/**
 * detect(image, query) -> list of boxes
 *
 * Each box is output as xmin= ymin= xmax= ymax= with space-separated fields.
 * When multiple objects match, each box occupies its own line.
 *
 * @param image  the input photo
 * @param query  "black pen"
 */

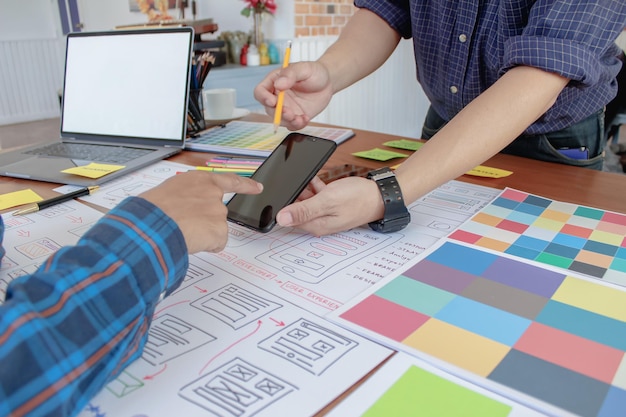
xmin=12 ymin=186 xmax=99 ymax=216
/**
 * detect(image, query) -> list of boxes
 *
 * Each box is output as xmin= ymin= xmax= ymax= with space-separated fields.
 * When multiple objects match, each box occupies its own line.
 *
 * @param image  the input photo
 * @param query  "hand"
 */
xmin=275 ymin=176 xmax=384 ymax=236
xmin=254 ymin=61 xmax=334 ymax=131
xmin=139 ymin=171 xmax=263 ymax=253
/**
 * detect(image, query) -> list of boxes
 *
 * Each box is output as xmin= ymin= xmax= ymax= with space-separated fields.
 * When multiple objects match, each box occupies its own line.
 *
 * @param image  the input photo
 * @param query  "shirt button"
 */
xmin=459 ymin=34 xmax=467 ymax=43
xmin=450 ymin=86 xmax=458 ymax=94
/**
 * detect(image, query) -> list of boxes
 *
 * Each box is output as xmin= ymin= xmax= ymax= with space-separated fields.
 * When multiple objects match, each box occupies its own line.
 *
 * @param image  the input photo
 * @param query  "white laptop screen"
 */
xmin=61 ymin=28 xmax=192 ymax=142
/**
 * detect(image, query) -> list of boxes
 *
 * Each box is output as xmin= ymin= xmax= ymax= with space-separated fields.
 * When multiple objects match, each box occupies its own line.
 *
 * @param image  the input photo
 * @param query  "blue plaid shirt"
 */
xmin=0 ymin=197 xmax=188 ymax=416
xmin=355 ymin=0 xmax=626 ymax=134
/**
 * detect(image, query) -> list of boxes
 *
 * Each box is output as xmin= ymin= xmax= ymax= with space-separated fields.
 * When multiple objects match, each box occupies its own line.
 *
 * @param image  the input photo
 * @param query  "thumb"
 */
xmin=276 ymin=196 xmax=324 ymax=227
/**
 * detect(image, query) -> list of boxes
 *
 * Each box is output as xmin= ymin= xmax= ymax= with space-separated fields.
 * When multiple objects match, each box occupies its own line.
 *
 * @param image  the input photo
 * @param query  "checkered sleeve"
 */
xmin=354 ymin=0 xmax=413 ymax=38
xmin=0 ymin=196 xmax=188 ymax=417
xmin=503 ymin=1 xmax=626 ymax=85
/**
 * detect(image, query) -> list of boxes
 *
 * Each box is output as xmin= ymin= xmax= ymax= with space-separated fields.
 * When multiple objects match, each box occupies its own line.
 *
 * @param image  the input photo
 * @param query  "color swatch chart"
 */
xmin=185 ymin=121 xmax=355 ymax=157
xmin=449 ymin=188 xmax=626 ymax=287
xmin=332 ymin=241 xmax=626 ymax=417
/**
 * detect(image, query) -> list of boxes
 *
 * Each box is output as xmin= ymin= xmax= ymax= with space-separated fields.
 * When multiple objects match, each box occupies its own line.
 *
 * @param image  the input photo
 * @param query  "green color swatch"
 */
xmin=363 ymin=365 xmax=512 ymax=417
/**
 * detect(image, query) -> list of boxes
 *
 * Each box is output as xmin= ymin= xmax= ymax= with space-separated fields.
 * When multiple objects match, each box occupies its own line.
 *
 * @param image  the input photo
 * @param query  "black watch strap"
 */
xmin=367 ymin=167 xmax=411 ymax=233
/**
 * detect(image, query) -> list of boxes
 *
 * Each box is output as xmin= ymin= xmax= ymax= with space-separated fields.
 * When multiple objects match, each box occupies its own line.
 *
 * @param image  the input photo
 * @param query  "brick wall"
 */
xmin=294 ymin=0 xmax=357 ymax=37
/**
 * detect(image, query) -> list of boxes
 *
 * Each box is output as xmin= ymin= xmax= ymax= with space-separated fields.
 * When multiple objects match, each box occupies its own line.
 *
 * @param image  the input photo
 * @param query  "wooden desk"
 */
xmin=0 ymin=115 xmax=625 ymax=415
xmin=1 ymin=113 xmax=625 ymax=216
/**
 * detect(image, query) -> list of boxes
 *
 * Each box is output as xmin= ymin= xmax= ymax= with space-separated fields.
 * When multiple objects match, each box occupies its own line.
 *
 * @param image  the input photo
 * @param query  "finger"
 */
xmin=294 ymin=176 xmax=325 ymax=201
xmin=308 ymin=176 xmax=326 ymax=192
xmin=276 ymin=194 xmax=327 ymax=227
xmin=279 ymin=109 xmax=310 ymax=131
xmin=254 ymin=78 xmax=279 ymax=107
xmin=209 ymin=173 xmax=264 ymax=194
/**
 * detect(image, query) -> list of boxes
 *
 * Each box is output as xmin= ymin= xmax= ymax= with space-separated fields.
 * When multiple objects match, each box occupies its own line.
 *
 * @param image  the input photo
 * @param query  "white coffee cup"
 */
xmin=203 ymin=88 xmax=236 ymax=120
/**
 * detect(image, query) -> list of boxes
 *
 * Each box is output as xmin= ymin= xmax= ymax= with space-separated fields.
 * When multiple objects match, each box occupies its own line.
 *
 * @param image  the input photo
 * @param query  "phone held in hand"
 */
xmin=226 ymin=132 xmax=337 ymax=233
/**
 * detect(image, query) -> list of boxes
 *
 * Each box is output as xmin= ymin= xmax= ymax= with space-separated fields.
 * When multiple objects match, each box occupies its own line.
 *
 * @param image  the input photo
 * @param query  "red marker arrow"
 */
xmin=144 ymin=364 xmax=167 ymax=380
xmin=199 ymin=320 xmax=263 ymax=375
xmin=269 ymin=317 xmax=285 ymax=326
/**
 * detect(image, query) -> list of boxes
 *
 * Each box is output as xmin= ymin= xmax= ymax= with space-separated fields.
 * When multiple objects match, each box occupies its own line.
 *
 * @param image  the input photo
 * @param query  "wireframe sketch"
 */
xmin=106 ymin=371 xmax=144 ymax=398
xmin=171 ymin=255 xmax=217 ymax=295
xmin=258 ymin=318 xmax=357 ymax=375
xmin=179 ymin=357 xmax=297 ymax=417
xmin=191 ymin=284 xmax=282 ymax=330
xmin=142 ymin=314 xmax=217 ymax=366
xmin=255 ymin=229 xmax=400 ymax=284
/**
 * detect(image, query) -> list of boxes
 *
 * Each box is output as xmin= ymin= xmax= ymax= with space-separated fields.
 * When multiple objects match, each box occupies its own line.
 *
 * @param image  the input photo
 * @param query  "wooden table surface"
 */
xmin=1 ymin=112 xmax=625 ymax=215
xmin=0 ymin=114 xmax=625 ymax=414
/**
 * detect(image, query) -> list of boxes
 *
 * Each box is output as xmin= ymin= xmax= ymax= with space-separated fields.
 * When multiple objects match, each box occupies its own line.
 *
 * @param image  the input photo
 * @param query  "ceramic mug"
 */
xmin=203 ymin=88 xmax=236 ymax=120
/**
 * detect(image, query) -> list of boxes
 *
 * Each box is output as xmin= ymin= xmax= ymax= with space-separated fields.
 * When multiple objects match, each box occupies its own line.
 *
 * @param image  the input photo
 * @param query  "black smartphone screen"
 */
xmin=226 ymin=133 xmax=337 ymax=232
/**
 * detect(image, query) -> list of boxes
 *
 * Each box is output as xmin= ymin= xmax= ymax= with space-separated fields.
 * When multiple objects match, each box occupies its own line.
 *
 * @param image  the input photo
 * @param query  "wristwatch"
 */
xmin=367 ymin=167 xmax=411 ymax=233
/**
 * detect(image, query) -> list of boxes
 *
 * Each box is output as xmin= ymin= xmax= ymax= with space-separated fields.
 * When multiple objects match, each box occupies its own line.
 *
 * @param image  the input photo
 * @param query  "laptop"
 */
xmin=0 ymin=27 xmax=194 ymax=186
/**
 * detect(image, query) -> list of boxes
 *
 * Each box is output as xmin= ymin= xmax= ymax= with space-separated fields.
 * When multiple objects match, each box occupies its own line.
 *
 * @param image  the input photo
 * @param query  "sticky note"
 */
xmin=363 ymin=365 xmax=512 ymax=417
xmin=353 ymin=148 xmax=409 ymax=161
xmin=465 ymin=166 xmax=513 ymax=178
xmin=384 ymin=139 xmax=425 ymax=151
xmin=0 ymin=189 xmax=43 ymax=210
xmin=62 ymin=163 xmax=125 ymax=179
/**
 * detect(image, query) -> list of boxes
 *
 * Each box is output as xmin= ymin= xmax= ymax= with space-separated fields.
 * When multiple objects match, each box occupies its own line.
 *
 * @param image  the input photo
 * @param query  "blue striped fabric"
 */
xmin=0 ymin=197 xmax=188 ymax=416
xmin=355 ymin=0 xmax=626 ymax=134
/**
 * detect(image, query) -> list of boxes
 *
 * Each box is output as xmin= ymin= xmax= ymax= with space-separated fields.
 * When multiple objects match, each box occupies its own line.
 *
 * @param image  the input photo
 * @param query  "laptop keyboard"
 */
xmin=25 ymin=143 xmax=155 ymax=164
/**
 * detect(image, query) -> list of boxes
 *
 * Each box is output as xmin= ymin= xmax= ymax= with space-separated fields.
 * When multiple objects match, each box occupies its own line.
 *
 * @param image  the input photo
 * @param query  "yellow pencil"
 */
xmin=273 ymin=40 xmax=292 ymax=133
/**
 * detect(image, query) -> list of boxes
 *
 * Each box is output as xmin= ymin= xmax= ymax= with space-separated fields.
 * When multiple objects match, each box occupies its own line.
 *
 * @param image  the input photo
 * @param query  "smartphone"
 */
xmin=557 ymin=147 xmax=589 ymax=160
xmin=226 ymin=132 xmax=337 ymax=232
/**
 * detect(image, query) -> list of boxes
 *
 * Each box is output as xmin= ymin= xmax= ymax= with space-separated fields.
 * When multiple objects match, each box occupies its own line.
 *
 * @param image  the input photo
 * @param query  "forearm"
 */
xmin=319 ymin=8 xmax=400 ymax=93
xmin=396 ymin=66 xmax=570 ymax=203
xmin=0 ymin=197 xmax=188 ymax=416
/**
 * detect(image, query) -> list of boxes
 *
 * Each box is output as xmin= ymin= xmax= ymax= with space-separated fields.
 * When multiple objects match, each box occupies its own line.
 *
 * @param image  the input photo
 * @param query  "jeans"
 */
xmin=421 ymin=106 xmax=606 ymax=170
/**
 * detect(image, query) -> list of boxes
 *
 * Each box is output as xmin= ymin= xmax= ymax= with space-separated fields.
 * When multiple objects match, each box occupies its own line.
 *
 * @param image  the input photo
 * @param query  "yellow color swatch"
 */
xmin=553 ymin=277 xmax=626 ymax=321
xmin=403 ymin=319 xmax=510 ymax=377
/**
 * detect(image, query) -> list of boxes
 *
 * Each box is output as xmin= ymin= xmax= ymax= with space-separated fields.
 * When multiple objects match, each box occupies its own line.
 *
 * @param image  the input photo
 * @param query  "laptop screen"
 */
xmin=61 ymin=28 xmax=193 ymax=145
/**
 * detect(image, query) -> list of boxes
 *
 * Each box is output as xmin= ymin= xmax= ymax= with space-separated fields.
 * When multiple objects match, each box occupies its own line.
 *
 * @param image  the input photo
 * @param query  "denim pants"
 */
xmin=421 ymin=106 xmax=606 ymax=170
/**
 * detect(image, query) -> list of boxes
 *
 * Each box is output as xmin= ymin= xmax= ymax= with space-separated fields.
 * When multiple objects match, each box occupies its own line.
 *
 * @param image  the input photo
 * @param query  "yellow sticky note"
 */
xmin=62 ymin=163 xmax=125 ymax=179
xmin=0 ymin=189 xmax=43 ymax=210
xmin=466 ymin=165 xmax=513 ymax=178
